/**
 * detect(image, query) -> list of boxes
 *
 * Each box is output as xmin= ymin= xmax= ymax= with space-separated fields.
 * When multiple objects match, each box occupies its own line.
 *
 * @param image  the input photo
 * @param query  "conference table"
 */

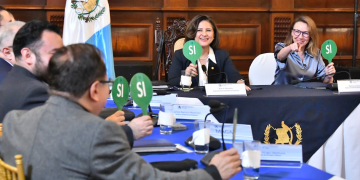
xmin=140 ymin=123 xmax=336 ymax=180
xmin=106 ymin=83 xmax=360 ymax=179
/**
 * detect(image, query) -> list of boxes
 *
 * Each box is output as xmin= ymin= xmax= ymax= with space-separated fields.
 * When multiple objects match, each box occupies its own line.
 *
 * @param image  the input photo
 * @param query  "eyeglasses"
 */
xmin=292 ymin=29 xmax=309 ymax=38
xmin=99 ymin=79 xmax=114 ymax=94
xmin=99 ymin=79 xmax=114 ymax=87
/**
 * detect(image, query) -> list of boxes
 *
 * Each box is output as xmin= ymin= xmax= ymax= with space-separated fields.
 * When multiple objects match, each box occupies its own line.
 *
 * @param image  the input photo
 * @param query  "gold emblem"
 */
xmin=71 ymin=0 xmax=105 ymax=23
xmin=211 ymin=67 xmax=214 ymax=70
xmin=264 ymin=121 xmax=302 ymax=145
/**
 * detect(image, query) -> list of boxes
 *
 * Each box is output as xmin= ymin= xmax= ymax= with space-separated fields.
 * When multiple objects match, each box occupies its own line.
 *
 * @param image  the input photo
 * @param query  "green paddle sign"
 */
xmin=321 ymin=40 xmax=337 ymax=63
xmin=111 ymin=76 xmax=129 ymax=110
xmin=130 ymin=73 xmax=153 ymax=115
xmin=183 ymin=40 xmax=202 ymax=64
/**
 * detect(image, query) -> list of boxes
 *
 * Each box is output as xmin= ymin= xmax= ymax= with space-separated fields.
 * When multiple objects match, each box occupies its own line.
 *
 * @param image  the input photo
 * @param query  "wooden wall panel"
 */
xmin=218 ymin=24 xmax=261 ymax=58
xmin=295 ymin=0 xmax=354 ymax=8
xmin=46 ymin=0 xmax=65 ymax=7
xmin=109 ymin=0 xmax=162 ymax=7
xmin=0 ymin=0 xmax=44 ymax=5
xmin=188 ymin=0 xmax=269 ymax=8
xmin=8 ymin=10 xmax=46 ymax=22
xmin=317 ymin=27 xmax=353 ymax=56
xmin=111 ymin=24 xmax=153 ymax=61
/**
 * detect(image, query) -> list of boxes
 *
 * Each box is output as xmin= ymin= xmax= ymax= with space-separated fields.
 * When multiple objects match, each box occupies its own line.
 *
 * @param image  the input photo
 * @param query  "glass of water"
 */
xmin=242 ymin=140 xmax=261 ymax=179
xmin=193 ymin=121 xmax=210 ymax=154
xmin=180 ymin=70 xmax=192 ymax=92
xmin=159 ymin=104 xmax=174 ymax=134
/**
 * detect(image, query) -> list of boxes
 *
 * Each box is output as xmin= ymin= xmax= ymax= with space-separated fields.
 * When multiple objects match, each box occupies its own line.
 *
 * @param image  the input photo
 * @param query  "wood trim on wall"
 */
xmin=217 ymin=24 xmax=262 ymax=61
xmin=111 ymin=23 xmax=154 ymax=62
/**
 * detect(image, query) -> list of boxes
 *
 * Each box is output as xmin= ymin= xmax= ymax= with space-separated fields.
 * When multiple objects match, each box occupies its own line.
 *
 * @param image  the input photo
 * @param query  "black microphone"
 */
xmin=135 ymin=104 xmax=159 ymax=127
xmin=200 ymin=64 xmax=228 ymax=83
xmin=201 ymin=65 xmax=207 ymax=75
xmin=208 ymin=100 xmax=226 ymax=114
xmin=153 ymin=90 xmax=170 ymax=96
xmin=290 ymin=71 xmax=351 ymax=85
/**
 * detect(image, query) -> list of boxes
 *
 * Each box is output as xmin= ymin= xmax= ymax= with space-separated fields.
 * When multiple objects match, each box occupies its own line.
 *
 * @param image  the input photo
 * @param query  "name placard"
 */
xmin=198 ymin=122 xmax=253 ymax=143
xmin=172 ymin=105 xmax=218 ymax=122
xmin=205 ymin=83 xmax=247 ymax=96
xmin=260 ymin=144 xmax=303 ymax=167
xmin=133 ymin=93 xmax=178 ymax=108
xmin=337 ymin=79 xmax=360 ymax=94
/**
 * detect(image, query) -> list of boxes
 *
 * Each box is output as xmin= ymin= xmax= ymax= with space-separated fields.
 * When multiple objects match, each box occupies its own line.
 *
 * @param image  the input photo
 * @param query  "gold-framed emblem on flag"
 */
xmin=71 ymin=0 xmax=105 ymax=23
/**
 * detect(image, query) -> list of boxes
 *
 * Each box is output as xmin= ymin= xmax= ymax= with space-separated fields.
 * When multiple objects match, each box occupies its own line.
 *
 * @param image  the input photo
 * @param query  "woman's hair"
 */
xmin=184 ymin=15 xmax=220 ymax=49
xmin=284 ymin=16 xmax=319 ymax=57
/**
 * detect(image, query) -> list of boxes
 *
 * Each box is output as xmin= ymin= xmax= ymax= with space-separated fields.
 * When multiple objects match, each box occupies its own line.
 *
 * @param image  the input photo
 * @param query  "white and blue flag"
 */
xmin=63 ymin=0 xmax=115 ymax=80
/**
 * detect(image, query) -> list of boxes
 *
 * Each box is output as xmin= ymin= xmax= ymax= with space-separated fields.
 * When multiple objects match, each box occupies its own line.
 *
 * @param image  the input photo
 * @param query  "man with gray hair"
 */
xmin=0 ymin=21 xmax=24 ymax=83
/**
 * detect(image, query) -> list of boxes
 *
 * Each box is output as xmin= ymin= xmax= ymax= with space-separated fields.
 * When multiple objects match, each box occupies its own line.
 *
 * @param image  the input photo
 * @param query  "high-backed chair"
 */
xmin=248 ymin=53 xmax=277 ymax=85
xmin=0 ymin=155 xmax=25 ymax=180
xmin=154 ymin=18 xmax=188 ymax=80
xmin=173 ymin=38 xmax=185 ymax=52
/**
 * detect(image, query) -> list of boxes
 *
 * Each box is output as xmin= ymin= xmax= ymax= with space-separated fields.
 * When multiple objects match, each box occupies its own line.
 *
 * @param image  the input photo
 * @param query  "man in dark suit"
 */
xmin=0 ymin=57 xmax=11 ymax=84
xmin=0 ymin=43 xmax=241 ymax=179
xmin=0 ymin=9 xmax=18 ymax=84
xmin=0 ymin=20 xmax=56 ymax=121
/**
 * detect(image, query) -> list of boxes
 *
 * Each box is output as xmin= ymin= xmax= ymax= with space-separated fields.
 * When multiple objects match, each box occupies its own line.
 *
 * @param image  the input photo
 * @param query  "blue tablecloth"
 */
xmin=140 ymin=122 xmax=334 ymax=180
xmin=106 ymin=84 xmax=360 ymax=162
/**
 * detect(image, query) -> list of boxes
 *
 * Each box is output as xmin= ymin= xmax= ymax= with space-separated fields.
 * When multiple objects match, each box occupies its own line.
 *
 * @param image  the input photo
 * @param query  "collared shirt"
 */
xmin=197 ymin=47 xmax=217 ymax=86
xmin=273 ymin=42 xmax=326 ymax=85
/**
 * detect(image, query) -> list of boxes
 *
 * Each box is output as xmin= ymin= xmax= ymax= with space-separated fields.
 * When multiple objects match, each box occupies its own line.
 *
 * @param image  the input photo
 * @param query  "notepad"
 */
xmin=132 ymin=139 xmax=177 ymax=153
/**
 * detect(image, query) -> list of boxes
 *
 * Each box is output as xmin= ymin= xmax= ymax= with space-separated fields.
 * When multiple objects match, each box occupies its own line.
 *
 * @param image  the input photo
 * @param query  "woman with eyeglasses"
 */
xmin=273 ymin=16 xmax=336 ymax=85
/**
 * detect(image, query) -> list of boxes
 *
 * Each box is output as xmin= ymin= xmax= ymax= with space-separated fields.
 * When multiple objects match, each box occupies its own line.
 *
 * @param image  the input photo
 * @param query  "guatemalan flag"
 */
xmin=63 ymin=0 xmax=115 ymax=80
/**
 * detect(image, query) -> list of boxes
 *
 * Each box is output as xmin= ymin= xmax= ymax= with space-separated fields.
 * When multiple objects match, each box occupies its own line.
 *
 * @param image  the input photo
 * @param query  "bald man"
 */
xmin=0 ymin=6 xmax=14 ymax=29
xmin=0 ymin=21 xmax=23 ymax=83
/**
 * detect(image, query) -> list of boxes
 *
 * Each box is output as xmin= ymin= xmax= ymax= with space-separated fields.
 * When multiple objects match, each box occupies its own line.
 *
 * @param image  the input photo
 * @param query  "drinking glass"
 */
xmin=159 ymin=104 xmax=174 ymax=134
xmin=180 ymin=70 xmax=192 ymax=92
xmin=242 ymin=140 xmax=261 ymax=179
xmin=193 ymin=121 xmax=210 ymax=154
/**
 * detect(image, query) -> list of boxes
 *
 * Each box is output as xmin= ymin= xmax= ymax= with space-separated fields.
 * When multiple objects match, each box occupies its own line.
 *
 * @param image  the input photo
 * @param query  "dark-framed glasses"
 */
xmin=292 ymin=29 xmax=309 ymax=38
xmin=99 ymin=79 xmax=114 ymax=87
xmin=99 ymin=79 xmax=114 ymax=94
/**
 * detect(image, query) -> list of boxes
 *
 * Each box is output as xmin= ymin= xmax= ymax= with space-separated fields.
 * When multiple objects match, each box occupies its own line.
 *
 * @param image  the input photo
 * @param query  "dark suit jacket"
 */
xmin=0 ymin=65 xmax=48 ymax=122
xmin=168 ymin=48 xmax=243 ymax=87
xmin=0 ymin=58 xmax=12 ymax=84
xmin=0 ymin=66 xmax=134 ymax=143
xmin=0 ymin=95 xmax=220 ymax=180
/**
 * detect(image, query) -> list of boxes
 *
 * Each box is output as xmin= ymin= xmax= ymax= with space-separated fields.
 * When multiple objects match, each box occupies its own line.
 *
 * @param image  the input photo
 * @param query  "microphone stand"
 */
xmin=204 ymin=106 xmax=229 ymax=151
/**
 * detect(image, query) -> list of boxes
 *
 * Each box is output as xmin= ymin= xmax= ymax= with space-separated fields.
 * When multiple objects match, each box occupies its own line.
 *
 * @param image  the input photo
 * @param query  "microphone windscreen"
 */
xmin=290 ymin=80 xmax=300 ymax=85
xmin=210 ymin=107 xmax=225 ymax=114
xmin=155 ymin=90 xmax=167 ymax=95
xmin=208 ymin=100 xmax=221 ymax=108
xmin=201 ymin=65 xmax=207 ymax=73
